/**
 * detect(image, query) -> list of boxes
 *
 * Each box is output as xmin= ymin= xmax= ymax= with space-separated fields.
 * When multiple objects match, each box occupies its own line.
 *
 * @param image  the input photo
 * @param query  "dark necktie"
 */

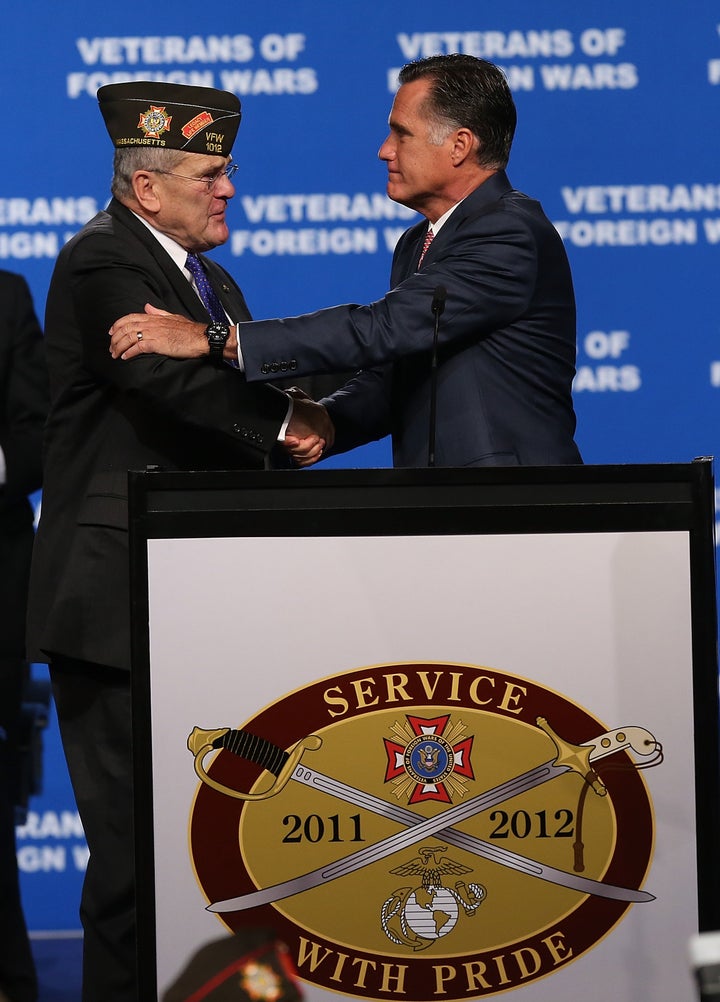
xmin=185 ymin=253 xmax=226 ymax=323
xmin=418 ymin=228 xmax=434 ymax=267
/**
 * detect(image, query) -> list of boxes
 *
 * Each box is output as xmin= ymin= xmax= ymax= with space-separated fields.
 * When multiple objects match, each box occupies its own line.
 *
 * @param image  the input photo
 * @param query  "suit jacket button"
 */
xmin=261 ymin=363 xmax=270 ymax=374
xmin=290 ymin=360 xmax=297 ymax=370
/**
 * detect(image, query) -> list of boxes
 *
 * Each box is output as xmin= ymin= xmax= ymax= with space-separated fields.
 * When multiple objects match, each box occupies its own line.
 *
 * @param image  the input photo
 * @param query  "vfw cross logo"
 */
xmin=188 ymin=663 xmax=660 ymax=1000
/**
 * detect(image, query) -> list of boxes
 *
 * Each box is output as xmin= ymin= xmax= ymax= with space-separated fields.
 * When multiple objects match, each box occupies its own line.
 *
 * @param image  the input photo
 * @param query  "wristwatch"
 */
xmin=205 ymin=321 xmax=230 ymax=366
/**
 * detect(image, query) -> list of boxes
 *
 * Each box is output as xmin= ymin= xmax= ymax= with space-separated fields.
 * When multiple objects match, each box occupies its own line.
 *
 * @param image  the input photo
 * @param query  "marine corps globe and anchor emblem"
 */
xmin=187 ymin=663 xmax=661 ymax=1000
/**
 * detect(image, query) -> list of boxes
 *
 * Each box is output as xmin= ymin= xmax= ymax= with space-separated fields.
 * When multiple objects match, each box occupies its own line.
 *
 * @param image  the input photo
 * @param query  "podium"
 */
xmin=128 ymin=462 xmax=720 ymax=1002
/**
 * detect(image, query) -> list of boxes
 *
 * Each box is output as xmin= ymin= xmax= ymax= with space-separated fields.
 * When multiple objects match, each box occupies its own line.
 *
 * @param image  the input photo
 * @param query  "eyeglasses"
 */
xmin=149 ymin=162 xmax=239 ymax=191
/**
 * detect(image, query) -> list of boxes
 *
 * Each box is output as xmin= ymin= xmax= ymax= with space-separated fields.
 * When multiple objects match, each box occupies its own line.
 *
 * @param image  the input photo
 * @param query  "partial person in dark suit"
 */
xmin=0 ymin=270 xmax=48 ymax=1002
xmin=26 ymin=82 xmax=331 ymax=1002
xmin=109 ymin=54 xmax=582 ymax=469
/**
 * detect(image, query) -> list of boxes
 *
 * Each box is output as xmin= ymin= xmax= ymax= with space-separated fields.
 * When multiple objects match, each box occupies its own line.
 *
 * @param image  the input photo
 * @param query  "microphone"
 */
xmin=428 ymin=285 xmax=447 ymax=468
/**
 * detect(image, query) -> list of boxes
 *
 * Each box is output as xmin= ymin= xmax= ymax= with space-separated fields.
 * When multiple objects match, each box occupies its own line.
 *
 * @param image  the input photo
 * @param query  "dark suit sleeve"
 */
xmin=61 ymin=223 xmax=289 ymax=455
xmin=238 ymin=205 xmax=539 ymax=379
xmin=319 ymin=368 xmax=392 ymax=455
xmin=0 ymin=273 xmax=48 ymax=499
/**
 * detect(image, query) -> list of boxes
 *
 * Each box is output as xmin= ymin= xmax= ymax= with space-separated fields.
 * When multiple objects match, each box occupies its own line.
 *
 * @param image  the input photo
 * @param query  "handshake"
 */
xmin=283 ymin=386 xmax=335 ymax=468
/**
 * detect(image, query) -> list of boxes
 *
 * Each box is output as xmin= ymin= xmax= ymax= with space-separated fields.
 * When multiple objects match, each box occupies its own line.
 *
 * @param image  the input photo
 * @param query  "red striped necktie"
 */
xmin=418 ymin=227 xmax=434 ymax=267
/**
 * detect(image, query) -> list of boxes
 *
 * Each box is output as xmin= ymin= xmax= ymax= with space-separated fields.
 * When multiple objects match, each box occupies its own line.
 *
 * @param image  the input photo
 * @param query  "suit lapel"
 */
xmin=107 ymin=200 xmax=211 ymax=323
xmin=391 ymin=220 xmax=427 ymax=284
xmin=432 ymin=172 xmax=513 ymax=248
xmin=202 ymin=256 xmax=252 ymax=323
xmin=400 ymin=171 xmax=515 ymax=273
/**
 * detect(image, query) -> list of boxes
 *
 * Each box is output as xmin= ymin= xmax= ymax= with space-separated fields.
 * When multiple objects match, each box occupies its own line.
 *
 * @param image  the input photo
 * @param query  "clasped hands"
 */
xmin=109 ymin=304 xmax=333 ymax=467
xmin=283 ymin=387 xmax=335 ymax=467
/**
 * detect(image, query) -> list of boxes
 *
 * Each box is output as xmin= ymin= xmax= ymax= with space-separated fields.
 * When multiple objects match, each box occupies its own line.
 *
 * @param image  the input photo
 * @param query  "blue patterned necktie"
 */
xmin=185 ymin=253 xmax=226 ymax=323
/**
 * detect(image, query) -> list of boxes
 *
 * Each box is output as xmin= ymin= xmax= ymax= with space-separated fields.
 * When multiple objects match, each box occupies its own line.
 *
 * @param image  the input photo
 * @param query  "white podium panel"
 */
xmin=129 ymin=464 xmax=719 ymax=1001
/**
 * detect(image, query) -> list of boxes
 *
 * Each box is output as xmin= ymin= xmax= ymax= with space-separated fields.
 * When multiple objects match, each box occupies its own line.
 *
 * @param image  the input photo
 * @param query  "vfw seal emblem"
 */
xmin=384 ymin=714 xmax=475 ymax=804
xmin=137 ymin=105 xmax=172 ymax=139
xmin=188 ymin=663 xmax=660 ymax=1000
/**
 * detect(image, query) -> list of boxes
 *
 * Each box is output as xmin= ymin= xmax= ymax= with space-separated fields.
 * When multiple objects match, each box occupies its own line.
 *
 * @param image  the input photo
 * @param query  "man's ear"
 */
xmin=131 ymin=171 xmax=162 ymax=212
xmin=451 ymin=127 xmax=477 ymax=166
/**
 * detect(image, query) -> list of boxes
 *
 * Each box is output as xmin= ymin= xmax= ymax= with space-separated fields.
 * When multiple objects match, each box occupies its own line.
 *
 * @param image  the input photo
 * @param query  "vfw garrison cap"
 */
xmin=97 ymin=81 xmax=241 ymax=156
xmin=162 ymin=930 xmax=303 ymax=1002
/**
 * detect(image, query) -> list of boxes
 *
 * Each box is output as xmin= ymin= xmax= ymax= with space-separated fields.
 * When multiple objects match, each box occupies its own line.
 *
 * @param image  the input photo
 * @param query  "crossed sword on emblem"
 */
xmin=187 ymin=718 xmax=660 ymax=913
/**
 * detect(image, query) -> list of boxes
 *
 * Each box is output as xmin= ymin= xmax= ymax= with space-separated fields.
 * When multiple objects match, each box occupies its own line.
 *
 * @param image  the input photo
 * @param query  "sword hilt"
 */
xmin=188 ymin=726 xmax=322 ymax=801
xmin=536 ymin=717 xmax=607 ymax=796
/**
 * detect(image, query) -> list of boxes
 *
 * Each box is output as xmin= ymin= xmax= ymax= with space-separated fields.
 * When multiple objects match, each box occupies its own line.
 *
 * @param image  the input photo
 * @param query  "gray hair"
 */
xmin=111 ymin=147 xmax=187 ymax=200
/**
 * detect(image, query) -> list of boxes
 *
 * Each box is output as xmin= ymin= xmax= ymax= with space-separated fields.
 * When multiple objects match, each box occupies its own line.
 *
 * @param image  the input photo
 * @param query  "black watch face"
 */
xmin=207 ymin=323 xmax=229 ymax=347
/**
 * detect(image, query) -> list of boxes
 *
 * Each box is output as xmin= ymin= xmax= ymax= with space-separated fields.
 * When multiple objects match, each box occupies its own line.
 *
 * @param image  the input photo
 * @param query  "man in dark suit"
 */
xmin=0 ymin=270 xmax=47 ymax=1002
xmin=109 ymin=54 xmax=581 ymax=469
xmin=26 ymin=82 xmax=331 ymax=1002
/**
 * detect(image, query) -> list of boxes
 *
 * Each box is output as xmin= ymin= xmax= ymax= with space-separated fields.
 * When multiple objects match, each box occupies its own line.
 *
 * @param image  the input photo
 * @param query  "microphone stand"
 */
xmin=428 ymin=285 xmax=447 ymax=467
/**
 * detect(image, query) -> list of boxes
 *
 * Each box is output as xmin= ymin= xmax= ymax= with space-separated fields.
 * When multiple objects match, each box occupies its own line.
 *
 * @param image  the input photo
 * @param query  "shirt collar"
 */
xmin=131 ymin=211 xmax=193 ymax=277
xmin=428 ymin=199 xmax=464 ymax=237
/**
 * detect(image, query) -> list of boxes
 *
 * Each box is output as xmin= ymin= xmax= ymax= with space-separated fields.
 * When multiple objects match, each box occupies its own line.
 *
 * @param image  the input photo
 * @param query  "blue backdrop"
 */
xmin=4 ymin=0 xmax=719 ymax=931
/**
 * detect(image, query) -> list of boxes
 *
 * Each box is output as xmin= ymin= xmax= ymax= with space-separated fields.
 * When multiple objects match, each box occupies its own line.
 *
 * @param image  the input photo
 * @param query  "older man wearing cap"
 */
xmin=26 ymin=81 xmax=331 ymax=1002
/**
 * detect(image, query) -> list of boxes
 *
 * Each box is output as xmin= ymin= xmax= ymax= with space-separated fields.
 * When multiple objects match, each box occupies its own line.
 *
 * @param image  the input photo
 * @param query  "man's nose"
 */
xmin=215 ymin=173 xmax=235 ymax=198
xmin=378 ymin=136 xmax=394 ymax=161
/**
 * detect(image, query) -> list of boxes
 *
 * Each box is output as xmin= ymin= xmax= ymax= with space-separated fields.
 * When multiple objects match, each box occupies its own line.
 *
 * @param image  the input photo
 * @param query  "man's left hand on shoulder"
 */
xmin=109 ymin=303 xmax=212 ymax=360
